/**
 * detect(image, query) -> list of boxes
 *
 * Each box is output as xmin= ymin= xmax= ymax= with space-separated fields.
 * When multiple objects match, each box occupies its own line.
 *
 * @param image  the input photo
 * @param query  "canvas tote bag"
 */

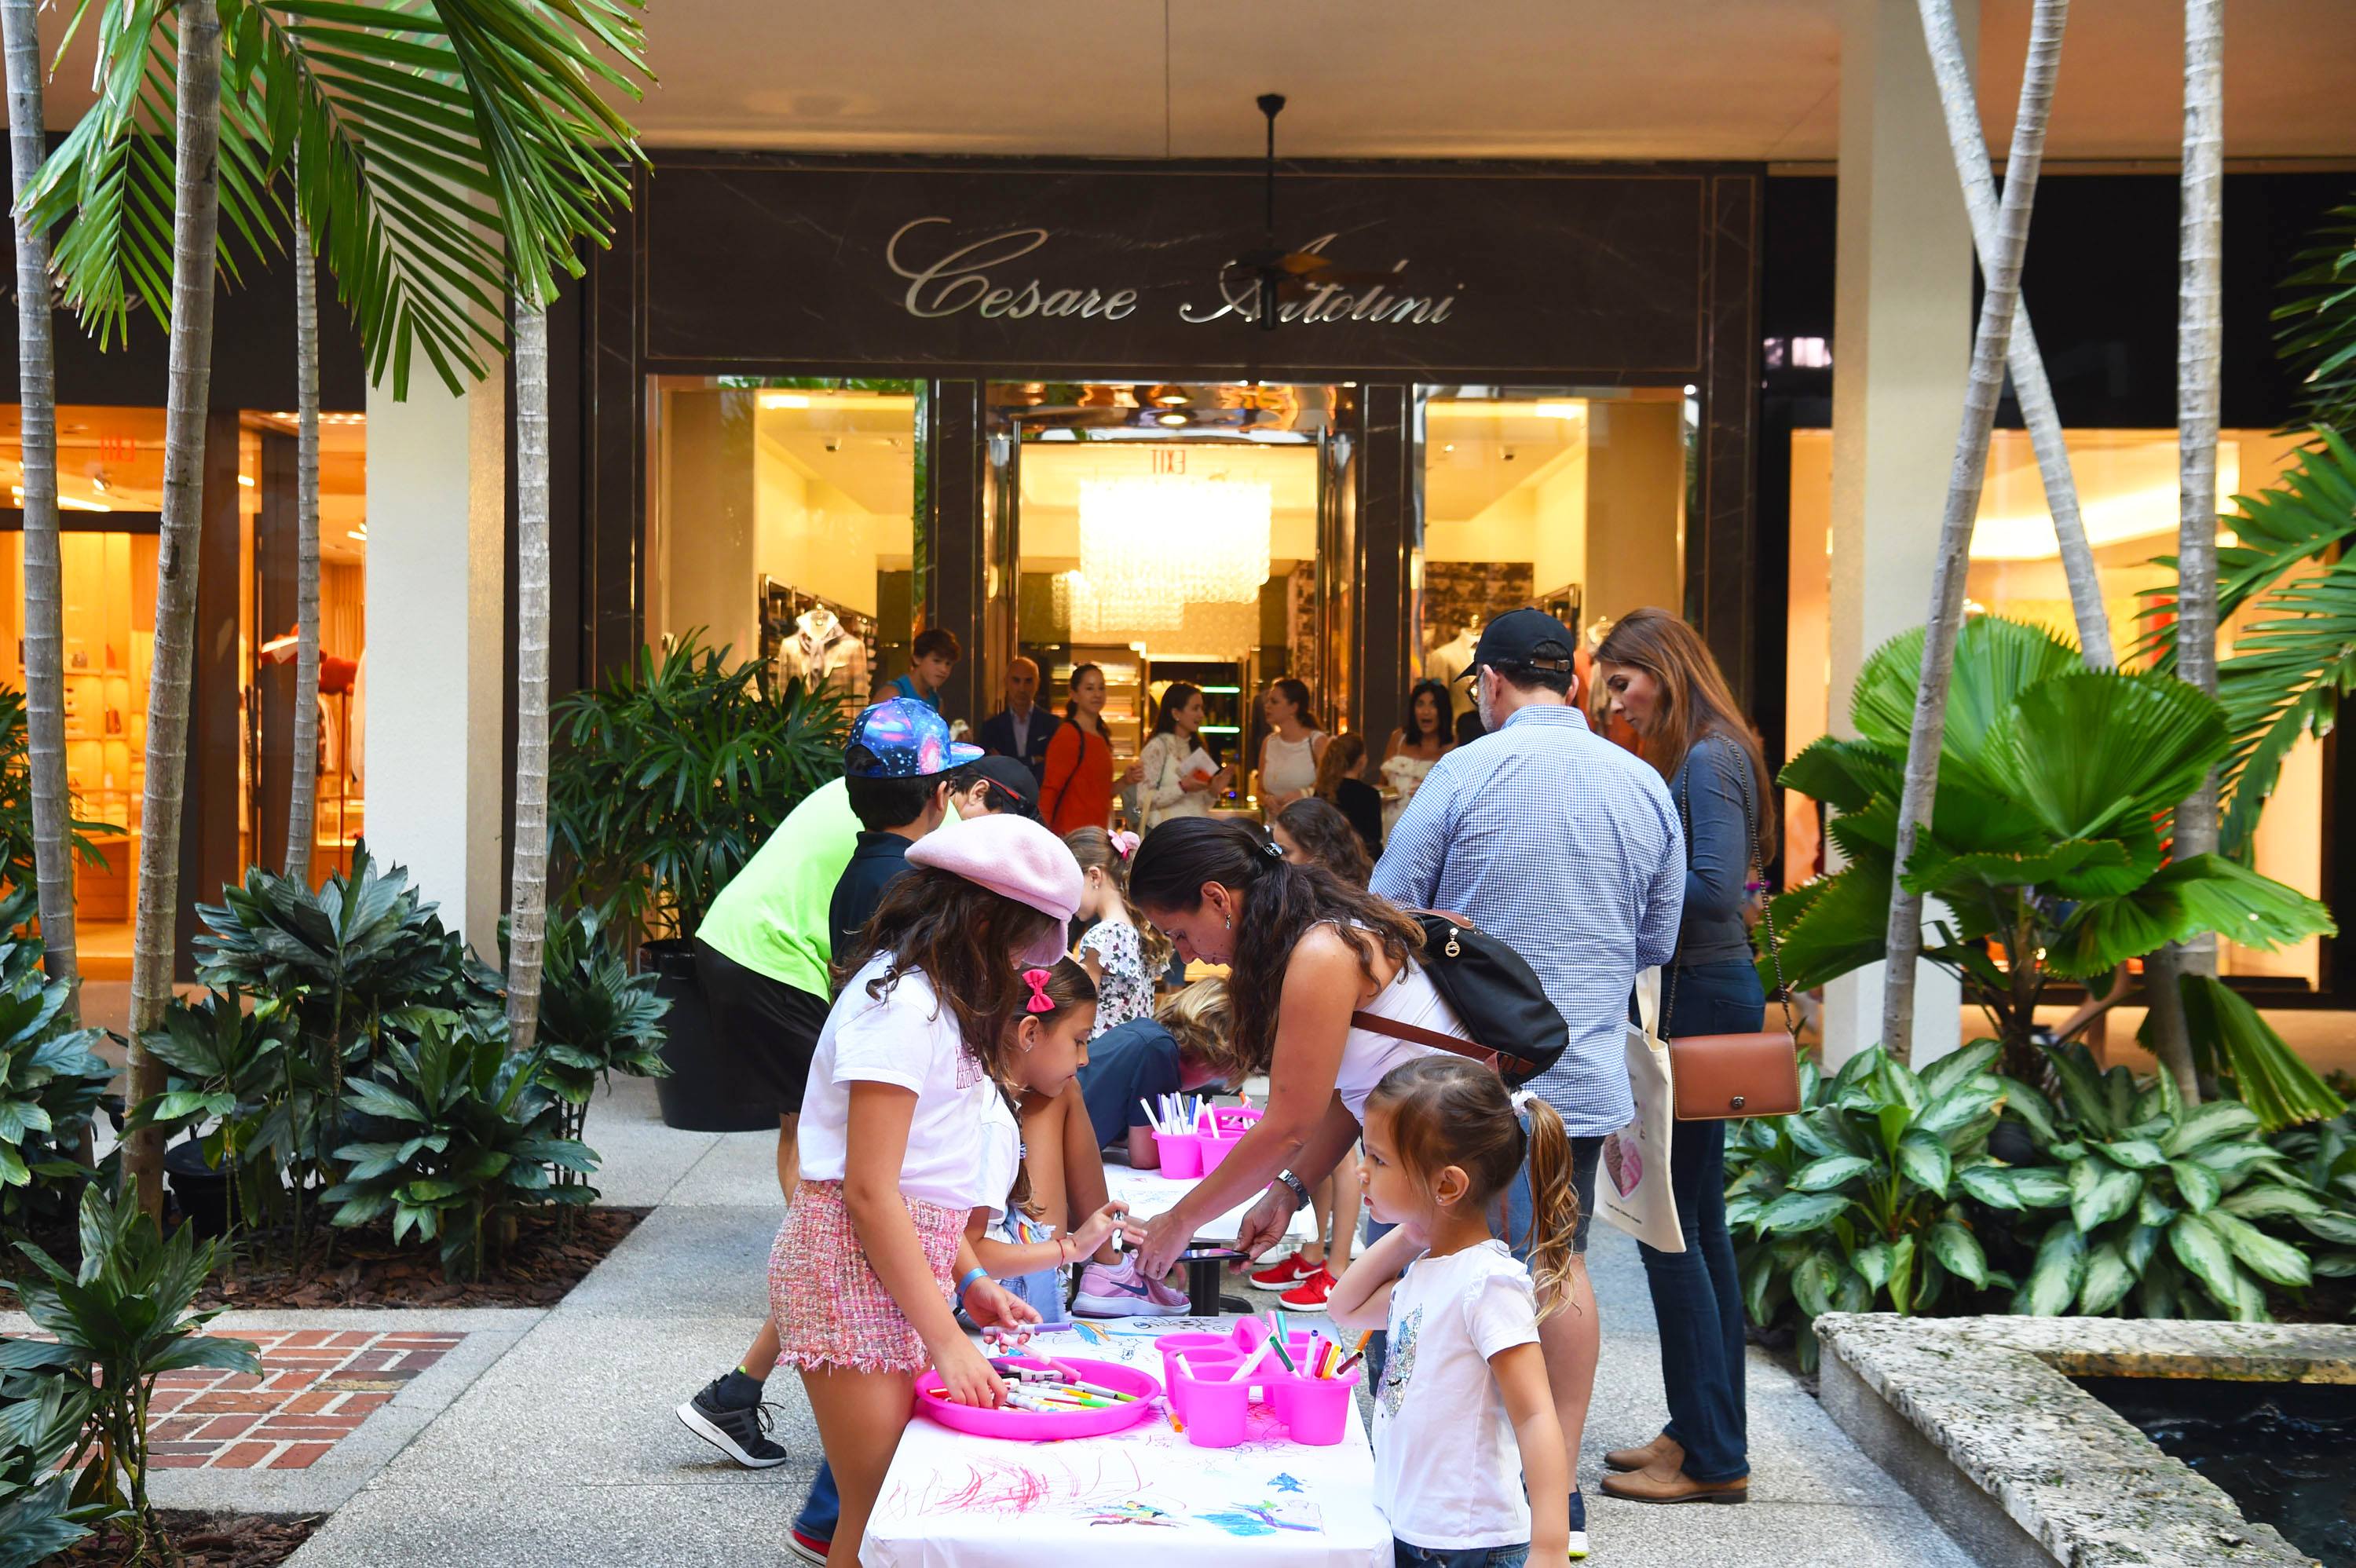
xmin=1597 ymin=967 xmax=1685 ymax=1253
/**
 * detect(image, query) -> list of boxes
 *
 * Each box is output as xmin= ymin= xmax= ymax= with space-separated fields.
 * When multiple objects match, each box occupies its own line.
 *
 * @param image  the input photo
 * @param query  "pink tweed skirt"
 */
xmin=771 ymin=1179 xmax=964 ymax=1375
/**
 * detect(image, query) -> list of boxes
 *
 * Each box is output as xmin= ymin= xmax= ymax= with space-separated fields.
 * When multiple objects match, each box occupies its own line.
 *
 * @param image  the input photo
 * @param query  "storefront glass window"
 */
xmin=644 ymin=377 xmax=920 ymax=717
xmin=997 ymin=382 xmax=1330 ymax=822
xmin=0 ymin=404 xmax=364 ymax=976
xmin=1783 ymin=426 xmax=2323 ymax=987
xmin=1419 ymin=387 xmax=1690 ymax=733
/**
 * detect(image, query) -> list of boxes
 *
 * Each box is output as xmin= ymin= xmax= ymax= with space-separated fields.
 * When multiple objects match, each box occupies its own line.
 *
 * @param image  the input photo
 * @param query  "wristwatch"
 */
xmin=1273 ymin=1169 xmax=1312 ymax=1209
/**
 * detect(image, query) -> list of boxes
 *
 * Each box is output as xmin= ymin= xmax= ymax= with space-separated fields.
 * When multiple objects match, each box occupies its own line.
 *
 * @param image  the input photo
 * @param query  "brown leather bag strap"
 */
xmin=1348 ymin=1009 xmax=1519 ymax=1073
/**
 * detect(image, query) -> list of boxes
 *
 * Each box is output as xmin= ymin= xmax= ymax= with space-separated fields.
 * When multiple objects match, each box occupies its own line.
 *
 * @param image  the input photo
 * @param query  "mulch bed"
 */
xmin=0 ymin=1207 xmax=646 ymax=1313
xmin=194 ymin=1206 xmax=649 ymax=1310
xmin=54 ymin=1511 xmax=323 ymax=1567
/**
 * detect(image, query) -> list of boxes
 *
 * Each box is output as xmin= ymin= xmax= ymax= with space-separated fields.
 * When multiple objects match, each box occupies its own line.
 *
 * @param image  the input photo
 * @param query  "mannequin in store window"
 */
xmin=875 ymin=627 xmax=960 ymax=714
xmin=780 ymin=604 xmax=870 ymax=717
xmin=1426 ymin=620 xmax=1481 ymax=719
xmin=1255 ymin=677 xmax=1328 ymax=814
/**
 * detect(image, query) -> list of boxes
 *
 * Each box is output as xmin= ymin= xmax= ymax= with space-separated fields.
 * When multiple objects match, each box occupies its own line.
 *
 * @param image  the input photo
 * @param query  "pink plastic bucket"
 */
xmin=1197 ymin=1134 xmax=1239 ymax=1173
xmin=1173 ymin=1361 xmax=1250 ymax=1448
xmin=1153 ymin=1132 xmax=1203 ymax=1178
xmin=1279 ymin=1367 xmax=1361 ymax=1446
xmin=1212 ymin=1106 xmax=1263 ymax=1135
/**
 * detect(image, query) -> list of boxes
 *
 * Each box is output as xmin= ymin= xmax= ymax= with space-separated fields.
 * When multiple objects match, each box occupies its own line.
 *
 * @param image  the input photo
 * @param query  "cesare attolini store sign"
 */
xmin=642 ymin=162 xmax=1717 ymax=378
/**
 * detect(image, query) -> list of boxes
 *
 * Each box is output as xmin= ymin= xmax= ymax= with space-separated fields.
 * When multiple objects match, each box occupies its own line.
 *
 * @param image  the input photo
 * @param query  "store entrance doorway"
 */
xmin=981 ymin=382 xmax=1355 ymax=820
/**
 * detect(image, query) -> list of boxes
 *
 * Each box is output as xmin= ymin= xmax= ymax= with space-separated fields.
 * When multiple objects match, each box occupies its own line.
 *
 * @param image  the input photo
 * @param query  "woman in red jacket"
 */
xmin=1040 ymin=663 xmax=1138 ymax=834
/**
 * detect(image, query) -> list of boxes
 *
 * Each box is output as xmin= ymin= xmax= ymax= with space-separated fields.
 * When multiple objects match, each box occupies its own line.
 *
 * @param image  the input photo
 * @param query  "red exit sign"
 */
xmin=97 ymin=435 xmax=137 ymax=462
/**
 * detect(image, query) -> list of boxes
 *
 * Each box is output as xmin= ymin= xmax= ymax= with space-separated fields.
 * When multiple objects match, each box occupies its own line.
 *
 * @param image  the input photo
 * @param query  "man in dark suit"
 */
xmin=975 ymin=655 xmax=1055 ymax=780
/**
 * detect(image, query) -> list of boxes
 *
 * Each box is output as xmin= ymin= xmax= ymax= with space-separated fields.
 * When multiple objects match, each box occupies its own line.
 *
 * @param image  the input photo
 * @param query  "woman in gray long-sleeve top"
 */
xmin=1588 ymin=607 xmax=1777 ymax=1507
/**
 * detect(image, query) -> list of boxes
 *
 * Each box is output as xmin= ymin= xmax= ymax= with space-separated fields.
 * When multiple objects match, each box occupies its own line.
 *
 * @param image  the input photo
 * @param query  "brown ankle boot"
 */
xmin=1600 ymin=1467 xmax=1749 ymax=1504
xmin=1603 ymin=1432 xmax=1681 ymax=1473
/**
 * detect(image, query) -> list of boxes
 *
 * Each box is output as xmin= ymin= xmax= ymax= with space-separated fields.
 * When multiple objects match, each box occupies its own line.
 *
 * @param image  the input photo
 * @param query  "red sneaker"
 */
xmin=1248 ymin=1252 xmax=1314 ymax=1291
xmin=1279 ymin=1266 xmax=1337 ymax=1311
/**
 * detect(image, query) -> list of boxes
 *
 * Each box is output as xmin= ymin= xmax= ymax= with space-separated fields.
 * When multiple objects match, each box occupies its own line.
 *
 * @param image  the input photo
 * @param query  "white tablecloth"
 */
xmin=862 ymin=1321 xmax=1387 ymax=1568
xmin=1103 ymin=1164 xmax=1314 ymax=1246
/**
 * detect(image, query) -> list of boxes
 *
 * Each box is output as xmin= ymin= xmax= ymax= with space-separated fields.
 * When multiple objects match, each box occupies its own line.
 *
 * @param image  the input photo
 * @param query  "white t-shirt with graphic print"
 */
xmin=1371 ymin=1238 xmax=1544 ymax=1550
xmin=796 ymin=953 xmax=998 ymax=1210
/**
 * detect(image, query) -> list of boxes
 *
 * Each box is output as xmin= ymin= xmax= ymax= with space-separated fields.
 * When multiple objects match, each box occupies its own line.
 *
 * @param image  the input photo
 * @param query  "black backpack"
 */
xmin=1351 ymin=912 xmax=1568 ymax=1088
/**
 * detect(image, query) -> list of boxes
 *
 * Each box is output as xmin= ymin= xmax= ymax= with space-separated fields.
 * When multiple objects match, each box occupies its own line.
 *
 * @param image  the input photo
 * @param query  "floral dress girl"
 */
xmin=1077 ymin=919 xmax=1154 ymax=1035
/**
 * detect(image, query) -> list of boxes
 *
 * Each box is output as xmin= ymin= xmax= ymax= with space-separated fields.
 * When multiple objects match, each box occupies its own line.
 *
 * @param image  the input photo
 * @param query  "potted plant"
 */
xmin=549 ymin=633 xmax=844 ymax=1129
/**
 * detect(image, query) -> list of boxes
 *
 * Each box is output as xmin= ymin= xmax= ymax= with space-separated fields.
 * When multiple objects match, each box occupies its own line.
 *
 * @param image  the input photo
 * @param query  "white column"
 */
xmin=1822 ymin=0 xmax=1974 ymax=1069
xmin=364 ymin=374 xmax=508 ymax=945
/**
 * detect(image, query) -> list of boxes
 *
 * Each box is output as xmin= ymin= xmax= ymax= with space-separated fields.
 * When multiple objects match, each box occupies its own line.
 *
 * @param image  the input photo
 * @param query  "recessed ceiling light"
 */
xmin=236 ymin=474 xmax=254 ymax=488
xmin=1157 ymin=412 xmax=1189 ymax=427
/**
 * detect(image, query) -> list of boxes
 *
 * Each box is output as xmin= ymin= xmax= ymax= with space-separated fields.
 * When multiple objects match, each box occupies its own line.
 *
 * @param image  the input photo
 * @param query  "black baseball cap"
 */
xmin=1458 ymin=607 xmax=1578 ymax=681
xmin=968 ymin=753 xmax=1041 ymax=815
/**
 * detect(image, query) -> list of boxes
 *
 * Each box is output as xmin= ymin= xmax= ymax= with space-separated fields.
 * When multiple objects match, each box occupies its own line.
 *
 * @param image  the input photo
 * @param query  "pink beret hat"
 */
xmin=905 ymin=814 xmax=1084 ymax=967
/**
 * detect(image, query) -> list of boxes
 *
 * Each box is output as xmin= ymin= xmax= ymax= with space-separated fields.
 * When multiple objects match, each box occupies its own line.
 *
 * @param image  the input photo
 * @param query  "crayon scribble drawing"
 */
xmin=1194 ymin=1499 xmax=1325 ymax=1537
xmin=1268 ymin=1471 xmax=1306 ymax=1493
xmin=884 ymin=1449 xmax=1155 ymax=1521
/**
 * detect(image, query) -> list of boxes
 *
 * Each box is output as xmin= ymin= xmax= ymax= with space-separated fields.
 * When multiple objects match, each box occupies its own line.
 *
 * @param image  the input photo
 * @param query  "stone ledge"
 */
xmin=1814 ymin=1312 xmax=2352 ymax=1568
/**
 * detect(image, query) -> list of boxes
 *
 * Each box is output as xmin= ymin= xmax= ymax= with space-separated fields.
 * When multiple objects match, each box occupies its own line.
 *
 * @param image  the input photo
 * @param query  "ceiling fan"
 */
xmin=1228 ymin=93 xmax=1394 ymax=332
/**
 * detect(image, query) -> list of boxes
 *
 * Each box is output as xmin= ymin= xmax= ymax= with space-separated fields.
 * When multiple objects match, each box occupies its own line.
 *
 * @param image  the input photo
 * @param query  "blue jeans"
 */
xmin=1394 ymin=1543 xmax=1528 ymax=1568
xmin=796 ymin=1463 xmax=839 ymax=1543
xmin=1633 ymin=959 xmax=1762 ymax=1484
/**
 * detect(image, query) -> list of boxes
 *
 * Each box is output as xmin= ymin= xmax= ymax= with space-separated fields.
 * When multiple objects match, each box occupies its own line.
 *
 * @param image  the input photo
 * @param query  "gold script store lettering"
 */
xmin=884 ymin=219 xmax=1458 ymax=327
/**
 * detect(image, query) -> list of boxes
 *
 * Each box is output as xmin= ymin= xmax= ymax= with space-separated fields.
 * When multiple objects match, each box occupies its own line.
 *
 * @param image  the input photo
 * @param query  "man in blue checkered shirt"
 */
xmin=1372 ymin=606 xmax=1684 ymax=1544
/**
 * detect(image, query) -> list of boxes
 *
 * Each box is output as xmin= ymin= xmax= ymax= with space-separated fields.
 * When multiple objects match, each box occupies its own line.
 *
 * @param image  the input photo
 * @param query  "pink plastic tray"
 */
xmin=912 ymin=1355 xmax=1164 ymax=1441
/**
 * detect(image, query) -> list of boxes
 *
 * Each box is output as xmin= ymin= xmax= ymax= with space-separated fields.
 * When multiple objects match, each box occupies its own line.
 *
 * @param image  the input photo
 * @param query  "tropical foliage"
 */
xmin=2275 ymin=190 xmax=2356 ymax=440
xmin=24 ymin=0 xmax=650 ymax=394
xmin=1994 ymin=1044 xmax=2348 ymax=1321
xmin=1726 ymin=1042 xmax=2014 ymax=1369
xmin=527 ymin=908 xmax=671 ymax=1110
xmin=2 ymin=1185 xmax=259 ymax=1564
xmin=0 ymin=893 xmax=114 ymax=1238
xmin=1767 ymin=616 xmax=2335 ymax=1084
xmin=550 ymin=633 xmax=847 ymax=944
xmin=0 ymin=689 xmax=109 ymax=904
xmin=322 ymin=1015 xmax=596 ymax=1282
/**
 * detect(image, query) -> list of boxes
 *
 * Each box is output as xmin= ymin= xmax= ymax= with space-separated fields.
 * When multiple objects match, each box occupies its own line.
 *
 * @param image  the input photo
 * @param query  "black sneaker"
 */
xmin=676 ymin=1377 xmax=788 ymax=1468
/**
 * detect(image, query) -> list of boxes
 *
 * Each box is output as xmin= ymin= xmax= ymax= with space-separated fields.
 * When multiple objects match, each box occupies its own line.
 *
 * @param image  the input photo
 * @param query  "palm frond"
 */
xmin=2275 ymin=193 xmax=2356 ymax=440
xmin=2134 ymin=426 xmax=2356 ymax=671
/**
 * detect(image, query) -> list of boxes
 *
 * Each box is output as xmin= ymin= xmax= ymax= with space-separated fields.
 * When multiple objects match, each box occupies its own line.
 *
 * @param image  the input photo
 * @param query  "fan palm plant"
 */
xmin=2276 ymin=193 xmax=2356 ymax=438
xmin=21 ymin=0 xmax=650 ymax=1212
xmin=1770 ymin=616 xmax=2336 ymax=1097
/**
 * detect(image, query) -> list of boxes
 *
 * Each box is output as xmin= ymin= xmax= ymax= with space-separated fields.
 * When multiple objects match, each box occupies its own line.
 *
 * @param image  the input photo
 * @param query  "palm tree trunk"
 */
xmin=1880 ymin=0 xmax=2069 ymax=1064
xmin=1915 ymin=0 xmax=2112 ymax=667
xmin=2148 ymin=0 xmax=2225 ymax=1106
xmin=285 ymin=166 xmax=321 ymax=887
xmin=505 ymin=293 xmax=551 ymax=1055
xmin=126 ymin=0 xmax=225 ymax=1217
xmin=4 ymin=0 xmax=80 ymax=1020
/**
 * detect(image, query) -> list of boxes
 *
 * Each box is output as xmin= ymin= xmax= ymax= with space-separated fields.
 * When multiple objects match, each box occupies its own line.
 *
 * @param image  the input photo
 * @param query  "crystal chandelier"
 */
xmin=1074 ymin=477 xmax=1273 ymax=633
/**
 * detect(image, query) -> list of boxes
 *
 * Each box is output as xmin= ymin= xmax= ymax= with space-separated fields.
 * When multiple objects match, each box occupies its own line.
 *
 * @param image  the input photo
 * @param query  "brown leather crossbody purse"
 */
xmin=1666 ymin=745 xmax=1802 ymax=1120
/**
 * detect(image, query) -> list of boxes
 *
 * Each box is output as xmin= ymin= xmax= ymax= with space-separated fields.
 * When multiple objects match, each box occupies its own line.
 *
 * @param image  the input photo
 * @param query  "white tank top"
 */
xmin=1334 ymin=959 xmax=1474 ymax=1122
xmin=1261 ymin=729 xmax=1323 ymax=799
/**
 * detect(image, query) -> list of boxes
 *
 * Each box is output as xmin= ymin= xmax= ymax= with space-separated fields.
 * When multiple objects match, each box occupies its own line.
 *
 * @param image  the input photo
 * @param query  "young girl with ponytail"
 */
xmin=1331 ymin=1056 xmax=1580 ymax=1568
xmin=1065 ymin=826 xmax=1171 ymax=1035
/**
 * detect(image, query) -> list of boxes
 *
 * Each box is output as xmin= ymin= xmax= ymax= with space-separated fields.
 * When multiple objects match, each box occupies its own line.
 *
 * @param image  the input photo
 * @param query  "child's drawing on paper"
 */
xmin=1085 ymin=1498 xmax=1181 ymax=1529
xmin=884 ymin=1449 xmax=1157 ymax=1522
xmin=1194 ymin=1499 xmax=1325 ymax=1537
xmin=1268 ymin=1471 xmax=1305 ymax=1493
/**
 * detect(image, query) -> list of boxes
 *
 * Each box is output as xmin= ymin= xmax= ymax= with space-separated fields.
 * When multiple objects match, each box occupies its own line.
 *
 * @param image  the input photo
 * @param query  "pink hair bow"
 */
xmin=1110 ymin=829 xmax=1141 ymax=860
xmin=1022 ymin=967 xmax=1056 ymax=1013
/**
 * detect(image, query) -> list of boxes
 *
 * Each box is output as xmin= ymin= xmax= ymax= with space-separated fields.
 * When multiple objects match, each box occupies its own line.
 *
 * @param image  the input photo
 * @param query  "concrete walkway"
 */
xmin=275 ymin=1076 xmax=1972 ymax=1566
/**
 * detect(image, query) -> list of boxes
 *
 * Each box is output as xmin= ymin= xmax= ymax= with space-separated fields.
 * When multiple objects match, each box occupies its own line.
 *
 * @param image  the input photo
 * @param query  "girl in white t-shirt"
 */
xmin=1330 ymin=1056 xmax=1582 ymax=1568
xmin=769 ymin=814 xmax=1084 ymax=1568
xmin=966 ymin=959 xmax=1143 ymax=1322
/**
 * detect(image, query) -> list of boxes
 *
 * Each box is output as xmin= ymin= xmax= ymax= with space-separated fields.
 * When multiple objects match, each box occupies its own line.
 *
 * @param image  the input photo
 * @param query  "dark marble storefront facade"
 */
xmin=542 ymin=154 xmax=1763 ymax=746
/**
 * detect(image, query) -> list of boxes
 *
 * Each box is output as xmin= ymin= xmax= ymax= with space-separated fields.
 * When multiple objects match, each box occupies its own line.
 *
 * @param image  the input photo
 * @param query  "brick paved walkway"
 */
xmin=148 ymin=1330 xmax=464 ymax=1472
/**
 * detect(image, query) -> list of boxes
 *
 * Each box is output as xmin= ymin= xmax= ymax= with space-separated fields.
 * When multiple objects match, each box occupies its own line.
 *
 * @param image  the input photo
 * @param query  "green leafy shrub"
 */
xmin=1995 ymin=1044 xmax=2342 ymax=1321
xmin=323 ymin=1015 xmax=598 ymax=1281
xmin=0 ymin=895 xmax=114 ymax=1239
xmin=549 ymin=631 xmax=846 ymax=945
xmin=123 ymin=990 xmax=319 ymax=1259
xmin=0 ymin=686 xmax=114 ymax=901
xmin=2267 ymin=1110 xmax=2356 ymax=1284
xmin=518 ymin=908 xmax=671 ymax=1111
xmin=1726 ymin=1041 xmax=2017 ymax=1369
xmin=3 ymin=1185 xmax=259 ymax=1564
xmin=1768 ymin=616 xmax=2335 ymax=1088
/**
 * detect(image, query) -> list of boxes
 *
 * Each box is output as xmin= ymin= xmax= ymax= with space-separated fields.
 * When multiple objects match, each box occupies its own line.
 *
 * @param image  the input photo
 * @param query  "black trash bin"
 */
xmin=646 ymin=938 xmax=774 ymax=1132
